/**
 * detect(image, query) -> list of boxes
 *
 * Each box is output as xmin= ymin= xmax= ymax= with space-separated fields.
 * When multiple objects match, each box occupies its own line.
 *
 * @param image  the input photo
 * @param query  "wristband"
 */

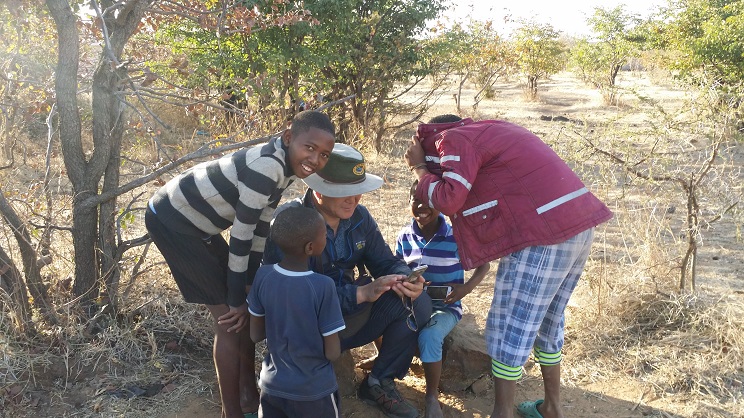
xmin=409 ymin=163 xmax=427 ymax=171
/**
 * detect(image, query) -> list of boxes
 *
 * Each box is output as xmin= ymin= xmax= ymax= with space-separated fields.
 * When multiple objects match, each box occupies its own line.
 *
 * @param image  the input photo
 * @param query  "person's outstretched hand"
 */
xmin=217 ymin=303 xmax=249 ymax=333
xmin=443 ymin=283 xmax=471 ymax=304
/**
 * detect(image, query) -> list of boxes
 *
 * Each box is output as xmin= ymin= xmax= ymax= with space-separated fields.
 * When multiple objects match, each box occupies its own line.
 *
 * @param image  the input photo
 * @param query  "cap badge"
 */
xmin=352 ymin=163 xmax=365 ymax=176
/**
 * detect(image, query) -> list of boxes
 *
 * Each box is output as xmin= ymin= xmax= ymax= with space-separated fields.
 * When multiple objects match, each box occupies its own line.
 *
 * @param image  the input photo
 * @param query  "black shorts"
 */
xmin=259 ymin=391 xmax=340 ymax=418
xmin=145 ymin=208 xmax=229 ymax=305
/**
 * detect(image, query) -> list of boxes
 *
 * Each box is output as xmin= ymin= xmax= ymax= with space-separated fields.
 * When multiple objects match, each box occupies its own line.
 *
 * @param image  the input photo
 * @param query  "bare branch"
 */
xmin=121 ymin=242 xmax=156 ymax=301
xmin=578 ymin=130 xmax=687 ymax=187
xmin=704 ymin=201 xmax=739 ymax=226
xmin=39 ymin=103 xmax=57 ymax=260
xmin=90 ymin=0 xmax=121 ymax=67
xmin=0 ymin=185 xmax=55 ymax=319
xmin=115 ymin=194 xmax=146 ymax=245
xmin=694 ymin=135 xmax=724 ymax=188
xmin=27 ymin=222 xmax=73 ymax=232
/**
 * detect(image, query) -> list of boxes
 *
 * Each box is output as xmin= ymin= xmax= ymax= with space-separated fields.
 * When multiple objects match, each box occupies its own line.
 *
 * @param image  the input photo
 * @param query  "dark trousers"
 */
xmin=340 ymin=291 xmax=432 ymax=380
xmin=259 ymin=391 xmax=340 ymax=418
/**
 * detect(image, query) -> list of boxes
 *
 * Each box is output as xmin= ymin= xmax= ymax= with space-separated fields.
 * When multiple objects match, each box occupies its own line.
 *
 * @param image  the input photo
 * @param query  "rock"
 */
xmin=440 ymin=314 xmax=491 ymax=391
xmin=332 ymin=314 xmax=491 ymax=394
xmin=333 ymin=350 xmax=360 ymax=396
xmin=538 ymin=114 xmax=584 ymax=125
xmin=468 ymin=374 xmax=491 ymax=396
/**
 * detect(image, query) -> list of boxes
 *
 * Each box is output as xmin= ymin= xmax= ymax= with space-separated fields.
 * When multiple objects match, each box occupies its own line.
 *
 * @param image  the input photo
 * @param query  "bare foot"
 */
xmin=424 ymin=396 xmax=444 ymax=418
xmin=355 ymin=355 xmax=377 ymax=371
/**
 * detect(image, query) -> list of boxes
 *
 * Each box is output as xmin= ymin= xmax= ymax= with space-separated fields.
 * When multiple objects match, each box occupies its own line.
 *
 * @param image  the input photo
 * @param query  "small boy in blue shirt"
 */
xmin=248 ymin=206 xmax=346 ymax=418
xmin=395 ymin=180 xmax=490 ymax=418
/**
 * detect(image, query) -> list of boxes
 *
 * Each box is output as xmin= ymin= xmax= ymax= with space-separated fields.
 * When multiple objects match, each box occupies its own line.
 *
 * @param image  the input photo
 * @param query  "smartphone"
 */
xmin=405 ymin=265 xmax=428 ymax=283
xmin=425 ymin=285 xmax=452 ymax=301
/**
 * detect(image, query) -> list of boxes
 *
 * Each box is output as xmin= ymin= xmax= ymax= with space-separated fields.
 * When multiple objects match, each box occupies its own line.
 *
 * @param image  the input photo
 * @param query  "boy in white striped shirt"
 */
xmin=146 ymin=110 xmax=335 ymax=418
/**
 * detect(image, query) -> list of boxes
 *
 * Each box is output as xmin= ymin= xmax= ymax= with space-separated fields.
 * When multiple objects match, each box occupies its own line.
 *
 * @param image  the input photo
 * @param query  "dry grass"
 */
xmin=565 ymin=286 xmax=744 ymax=416
xmin=0 ymin=284 xmax=222 ymax=416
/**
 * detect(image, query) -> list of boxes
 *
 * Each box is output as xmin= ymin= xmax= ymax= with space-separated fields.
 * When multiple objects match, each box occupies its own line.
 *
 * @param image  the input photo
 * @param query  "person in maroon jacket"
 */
xmin=405 ymin=115 xmax=613 ymax=418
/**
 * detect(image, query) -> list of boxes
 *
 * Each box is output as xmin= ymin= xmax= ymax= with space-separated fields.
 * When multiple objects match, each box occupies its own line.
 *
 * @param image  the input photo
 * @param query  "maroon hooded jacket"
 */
xmin=414 ymin=118 xmax=613 ymax=270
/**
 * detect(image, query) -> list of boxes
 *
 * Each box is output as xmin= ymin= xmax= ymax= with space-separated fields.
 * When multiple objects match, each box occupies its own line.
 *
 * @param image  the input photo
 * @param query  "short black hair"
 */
xmin=271 ymin=206 xmax=325 ymax=254
xmin=428 ymin=114 xmax=462 ymax=124
xmin=409 ymin=179 xmax=419 ymax=198
xmin=290 ymin=110 xmax=335 ymax=137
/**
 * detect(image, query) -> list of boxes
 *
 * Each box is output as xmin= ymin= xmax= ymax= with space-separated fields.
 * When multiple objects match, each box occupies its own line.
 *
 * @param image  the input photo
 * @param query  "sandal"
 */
xmin=517 ymin=399 xmax=544 ymax=418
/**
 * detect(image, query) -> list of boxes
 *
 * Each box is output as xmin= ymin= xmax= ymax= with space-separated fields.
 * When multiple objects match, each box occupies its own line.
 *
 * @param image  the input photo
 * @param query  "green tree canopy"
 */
xmin=570 ymin=5 xmax=643 ymax=104
xmin=158 ymin=0 xmax=445 ymax=147
xmin=426 ymin=20 xmax=516 ymax=113
xmin=513 ymin=21 xmax=565 ymax=99
xmin=656 ymin=0 xmax=744 ymax=98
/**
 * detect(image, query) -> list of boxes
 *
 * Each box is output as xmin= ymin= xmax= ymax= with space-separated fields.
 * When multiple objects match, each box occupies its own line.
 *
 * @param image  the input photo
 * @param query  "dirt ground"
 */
xmin=170 ymin=283 xmax=679 ymax=418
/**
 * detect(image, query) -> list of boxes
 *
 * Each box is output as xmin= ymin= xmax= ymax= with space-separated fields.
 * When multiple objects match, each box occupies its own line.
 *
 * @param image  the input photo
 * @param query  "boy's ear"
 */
xmin=303 ymin=241 xmax=314 ymax=255
xmin=281 ymin=129 xmax=292 ymax=146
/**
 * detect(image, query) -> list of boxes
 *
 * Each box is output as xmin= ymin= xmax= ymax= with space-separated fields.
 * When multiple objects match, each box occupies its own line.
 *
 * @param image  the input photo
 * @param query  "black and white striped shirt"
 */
xmin=150 ymin=137 xmax=294 ymax=306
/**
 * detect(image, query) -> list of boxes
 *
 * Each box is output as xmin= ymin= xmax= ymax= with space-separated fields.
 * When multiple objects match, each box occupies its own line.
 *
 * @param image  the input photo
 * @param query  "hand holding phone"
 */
xmin=405 ymin=265 xmax=428 ymax=283
xmin=425 ymin=285 xmax=452 ymax=301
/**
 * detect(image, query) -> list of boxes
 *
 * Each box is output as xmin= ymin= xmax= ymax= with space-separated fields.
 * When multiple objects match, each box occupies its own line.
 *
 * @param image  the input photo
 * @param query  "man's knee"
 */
xmin=413 ymin=292 xmax=433 ymax=326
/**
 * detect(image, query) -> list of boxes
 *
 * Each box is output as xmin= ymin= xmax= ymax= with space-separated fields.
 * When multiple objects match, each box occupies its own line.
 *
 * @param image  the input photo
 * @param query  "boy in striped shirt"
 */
xmin=394 ymin=180 xmax=490 ymax=418
xmin=145 ymin=110 xmax=335 ymax=418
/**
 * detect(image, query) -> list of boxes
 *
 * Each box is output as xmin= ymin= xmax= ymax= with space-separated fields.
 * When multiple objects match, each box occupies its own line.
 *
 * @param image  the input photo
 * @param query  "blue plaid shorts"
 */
xmin=485 ymin=228 xmax=594 ymax=367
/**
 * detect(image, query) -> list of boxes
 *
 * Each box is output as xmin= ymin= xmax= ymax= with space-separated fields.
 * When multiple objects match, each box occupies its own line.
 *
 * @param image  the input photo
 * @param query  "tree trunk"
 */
xmin=0 ymin=186 xmax=54 ymax=322
xmin=610 ymin=64 xmax=621 ymax=89
xmin=47 ymin=0 xmax=91 ymax=304
xmin=100 ymin=126 xmax=124 ymax=308
xmin=47 ymin=0 xmax=151 ymax=310
xmin=372 ymin=87 xmax=388 ymax=151
xmin=48 ymin=0 xmax=104 ymax=309
xmin=456 ymin=73 xmax=469 ymax=114
xmin=0 ymin=243 xmax=32 ymax=334
xmin=351 ymin=81 xmax=365 ymax=141
xmin=680 ymin=175 xmax=699 ymax=292
xmin=0 ymin=88 xmax=18 ymax=162
xmin=70 ymin=203 xmax=99 ymax=308
xmin=527 ymin=75 xmax=538 ymax=99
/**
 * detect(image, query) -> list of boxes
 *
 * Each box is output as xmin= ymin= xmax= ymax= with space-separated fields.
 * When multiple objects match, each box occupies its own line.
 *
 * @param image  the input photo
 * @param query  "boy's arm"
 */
xmin=226 ymin=151 xmax=286 ymax=308
xmin=249 ymin=314 xmax=266 ymax=343
xmin=413 ymin=132 xmax=480 ymax=216
xmin=444 ymin=262 xmax=491 ymax=304
xmin=247 ymin=273 xmax=266 ymax=343
xmin=318 ymin=276 xmax=345 ymax=360
xmin=323 ymin=333 xmax=341 ymax=362
xmin=466 ymin=262 xmax=491 ymax=289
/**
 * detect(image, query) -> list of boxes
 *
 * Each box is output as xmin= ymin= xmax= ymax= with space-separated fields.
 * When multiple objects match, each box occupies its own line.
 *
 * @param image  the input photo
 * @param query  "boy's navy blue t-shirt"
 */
xmin=248 ymin=264 xmax=345 ymax=401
